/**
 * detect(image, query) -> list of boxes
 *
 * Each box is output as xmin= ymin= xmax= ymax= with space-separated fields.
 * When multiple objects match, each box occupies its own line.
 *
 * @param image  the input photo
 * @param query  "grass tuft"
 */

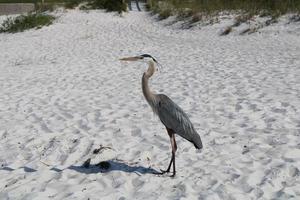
xmin=64 ymin=0 xmax=83 ymax=9
xmin=0 ymin=13 xmax=55 ymax=33
xmin=82 ymin=0 xmax=127 ymax=13
xmin=158 ymin=8 xmax=172 ymax=20
xmin=176 ymin=8 xmax=194 ymax=20
xmin=233 ymin=14 xmax=253 ymax=27
xmin=148 ymin=0 xmax=300 ymax=20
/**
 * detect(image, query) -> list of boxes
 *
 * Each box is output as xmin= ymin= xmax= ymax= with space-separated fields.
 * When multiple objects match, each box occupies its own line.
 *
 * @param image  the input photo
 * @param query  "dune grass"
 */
xmin=54 ymin=0 xmax=127 ymax=12
xmin=0 ymin=0 xmax=128 ymax=12
xmin=79 ymin=0 xmax=127 ymax=13
xmin=0 ymin=13 xmax=55 ymax=33
xmin=41 ymin=0 xmax=128 ymax=13
xmin=175 ymin=0 xmax=299 ymax=14
xmin=0 ymin=0 xmax=73 ymax=3
xmin=63 ymin=0 xmax=82 ymax=9
xmin=0 ymin=0 xmax=126 ymax=33
xmin=147 ymin=0 xmax=300 ymax=20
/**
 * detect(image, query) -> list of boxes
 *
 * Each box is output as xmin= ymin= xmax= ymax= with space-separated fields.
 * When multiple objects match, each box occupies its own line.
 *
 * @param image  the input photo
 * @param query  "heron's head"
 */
xmin=119 ymin=54 xmax=158 ymax=64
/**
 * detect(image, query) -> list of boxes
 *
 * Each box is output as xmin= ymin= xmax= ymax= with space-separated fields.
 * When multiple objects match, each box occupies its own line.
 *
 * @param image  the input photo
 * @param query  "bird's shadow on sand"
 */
xmin=1 ymin=160 xmax=159 ymax=176
xmin=52 ymin=160 xmax=159 ymax=175
xmin=0 ymin=166 xmax=37 ymax=172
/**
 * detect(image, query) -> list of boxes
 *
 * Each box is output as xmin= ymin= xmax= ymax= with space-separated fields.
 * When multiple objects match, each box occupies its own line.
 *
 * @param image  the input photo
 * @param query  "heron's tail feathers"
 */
xmin=192 ymin=134 xmax=203 ymax=149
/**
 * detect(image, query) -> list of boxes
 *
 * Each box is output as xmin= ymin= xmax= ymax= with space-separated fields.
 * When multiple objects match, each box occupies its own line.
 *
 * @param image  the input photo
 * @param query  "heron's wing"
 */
xmin=156 ymin=94 xmax=201 ymax=146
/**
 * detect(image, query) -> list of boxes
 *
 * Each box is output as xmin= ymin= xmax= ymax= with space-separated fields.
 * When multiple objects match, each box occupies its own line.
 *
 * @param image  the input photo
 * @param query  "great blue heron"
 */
xmin=120 ymin=54 xmax=203 ymax=177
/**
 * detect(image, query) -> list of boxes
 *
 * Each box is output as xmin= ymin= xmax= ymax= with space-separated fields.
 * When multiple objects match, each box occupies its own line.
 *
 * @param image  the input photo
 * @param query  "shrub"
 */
xmin=33 ymin=2 xmax=58 ymax=12
xmin=145 ymin=0 xmax=156 ymax=11
xmin=233 ymin=14 xmax=253 ymax=27
xmin=0 ymin=13 xmax=55 ymax=33
xmin=191 ymin=13 xmax=202 ymax=23
xmin=145 ymin=3 xmax=151 ymax=11
xmin=176 ymin=8 xmax=194 ymax=20
xmin=158 ymin=8 xmax=172 ymax=20
xmin=103 ymin=0 xmax=126 ymax=13
xmin=87 ymin=0 xmax=127 ymax=13
xmin=79 ymin=4 xmax=90 ymax=10
xmin=64 ymin=0 xmax=83 ymax=9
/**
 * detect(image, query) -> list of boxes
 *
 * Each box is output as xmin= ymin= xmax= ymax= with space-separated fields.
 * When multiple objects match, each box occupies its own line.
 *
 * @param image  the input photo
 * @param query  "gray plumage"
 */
xmin=155 ymin=94 xmax=203 ymax=149
xmin=141 ymin=61 xmax=203 ymax=150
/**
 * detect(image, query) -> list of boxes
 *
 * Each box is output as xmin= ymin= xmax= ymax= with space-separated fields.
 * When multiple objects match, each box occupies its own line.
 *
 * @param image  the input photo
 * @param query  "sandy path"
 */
xmin=0 ymin=10 xmax=300 ymax=199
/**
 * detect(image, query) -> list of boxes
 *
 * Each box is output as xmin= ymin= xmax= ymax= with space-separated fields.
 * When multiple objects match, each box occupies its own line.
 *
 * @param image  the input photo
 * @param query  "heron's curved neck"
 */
xmin=142 ymin=60 xmax=156 ymax=104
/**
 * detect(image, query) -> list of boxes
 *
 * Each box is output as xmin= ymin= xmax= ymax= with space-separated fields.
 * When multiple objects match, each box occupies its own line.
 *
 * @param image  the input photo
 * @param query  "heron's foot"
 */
xmin=170 ymin=172 xmax=176 ymax=178
xmin=152 ymin=169 xmax=169 ymax=176
xmin=162 ymin=169 xmax=176 ymax=178
xmin=153 ymin=170 xmax=176 ymax=178
xmin=160 ymin=169 xmax=170 ymax=174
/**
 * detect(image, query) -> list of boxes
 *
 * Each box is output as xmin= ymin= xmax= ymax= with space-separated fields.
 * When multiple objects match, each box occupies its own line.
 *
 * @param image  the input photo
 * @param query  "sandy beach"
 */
xmin=0 ymin=9 xmax=300 ymax=199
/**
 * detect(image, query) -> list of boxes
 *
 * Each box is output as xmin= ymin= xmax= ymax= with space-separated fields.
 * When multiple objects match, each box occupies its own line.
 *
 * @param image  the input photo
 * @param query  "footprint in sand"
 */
xmin=131 ymin=178 xmax=145 ymax=190
xmin=131 ymin=127 xmax=142 ymax=137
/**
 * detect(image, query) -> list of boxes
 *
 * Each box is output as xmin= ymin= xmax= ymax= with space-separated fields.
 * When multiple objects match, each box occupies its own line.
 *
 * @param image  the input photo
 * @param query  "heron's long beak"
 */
xmin=119 ymin=56 xmax=140 ymax=61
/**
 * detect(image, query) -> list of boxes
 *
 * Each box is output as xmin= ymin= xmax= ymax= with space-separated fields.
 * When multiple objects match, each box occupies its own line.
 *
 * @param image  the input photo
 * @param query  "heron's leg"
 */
xmin=160 ymin=128 xmax=175 ymax=174
xmin=163 ymin=153 xmax=173 ymax=173
xmin=170 ymin=133 xmax=177 ymax=177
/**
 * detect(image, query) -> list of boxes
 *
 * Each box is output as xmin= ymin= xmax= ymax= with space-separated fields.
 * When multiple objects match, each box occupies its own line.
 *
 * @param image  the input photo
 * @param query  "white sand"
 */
xmin=0 ymin=9 xmax=300 ymax=200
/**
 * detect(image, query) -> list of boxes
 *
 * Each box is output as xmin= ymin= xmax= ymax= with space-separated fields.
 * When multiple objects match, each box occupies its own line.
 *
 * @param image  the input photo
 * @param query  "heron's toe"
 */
xmin=160 ymin=169 xmax=170 ymax=174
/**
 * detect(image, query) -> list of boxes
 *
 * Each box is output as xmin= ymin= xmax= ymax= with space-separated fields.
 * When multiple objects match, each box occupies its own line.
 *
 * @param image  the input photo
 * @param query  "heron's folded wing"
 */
xmin=157 ymin=94 xmax=196 ymax=142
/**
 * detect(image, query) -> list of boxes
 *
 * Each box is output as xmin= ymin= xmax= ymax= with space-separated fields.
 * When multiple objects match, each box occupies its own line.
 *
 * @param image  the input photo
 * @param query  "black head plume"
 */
xmin=140 ymin=54 xmax=158 ymax=63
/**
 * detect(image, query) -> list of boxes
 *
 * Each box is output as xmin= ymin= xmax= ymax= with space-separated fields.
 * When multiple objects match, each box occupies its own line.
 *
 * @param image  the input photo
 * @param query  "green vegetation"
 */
xmin=0 ymin=0 xmax=128 ymax=13
xmin=0 ymin=13 xmax=55 ymax=33
xmin=146 ymin=0 xmax=174 ymax=18
xmin=0 ymin=0 xmax=34 ymax=2
xmin=50 ymin=0 xmax=128 ymax=12
xmin=0 ymin=0 xmax=65 ymax=3
xmin=81 ymin=0 xmax=127 ymax=13
xmin=35 ymin=2 xmax=62 ymax=12
xmin=64 ymin=0 xmax=82 ymax=9
xmin=0 ymin=0 xmax=127 ymax=34
xmin=146 ymin=0 xmax=300 ymax=33
xmin=147 ymin=0 xmax=300 ymax=20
